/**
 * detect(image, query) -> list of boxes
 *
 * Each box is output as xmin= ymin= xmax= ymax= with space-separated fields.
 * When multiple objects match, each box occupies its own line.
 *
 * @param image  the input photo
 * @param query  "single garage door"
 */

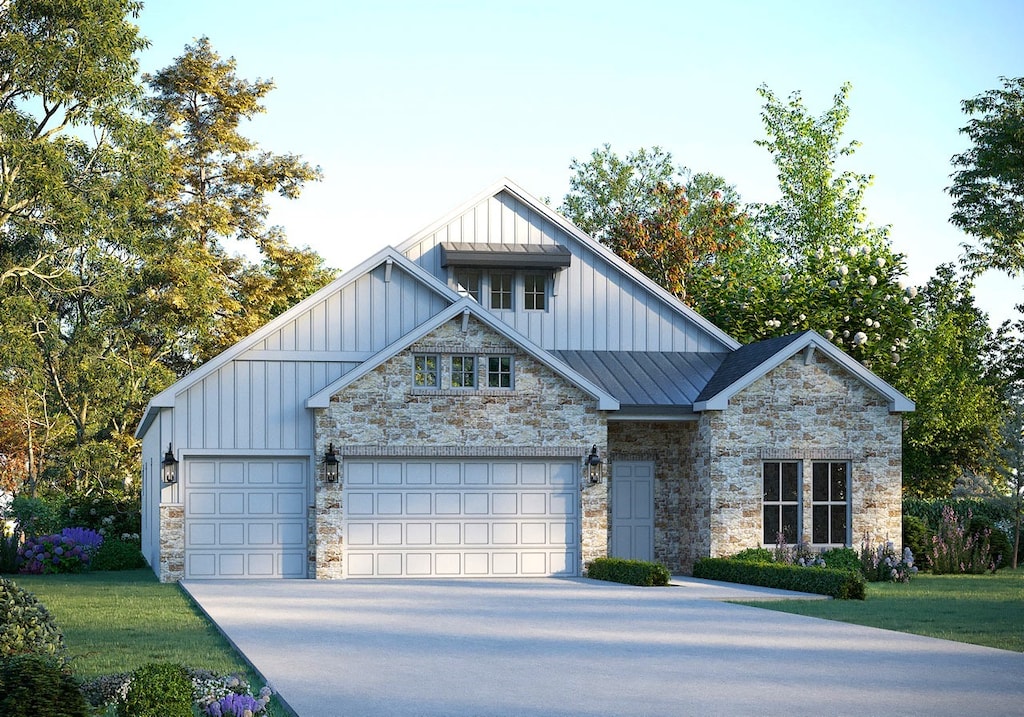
xmin=184 ymin=458 xmax=308 ymax=579
xmin=343 ymin=458 xmax=580 ymax=577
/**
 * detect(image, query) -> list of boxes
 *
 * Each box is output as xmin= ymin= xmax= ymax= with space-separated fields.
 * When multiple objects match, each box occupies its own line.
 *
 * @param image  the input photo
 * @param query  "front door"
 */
xmin=610 ymin=461 xmax=654 ymax=561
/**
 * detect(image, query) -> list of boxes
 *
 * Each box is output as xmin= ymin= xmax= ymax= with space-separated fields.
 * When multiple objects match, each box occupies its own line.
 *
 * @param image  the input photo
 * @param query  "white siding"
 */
xmin=402 ymin=190 xmax=732 ymax=353
xmin=171 ymin=264 xmax=450 ymax=452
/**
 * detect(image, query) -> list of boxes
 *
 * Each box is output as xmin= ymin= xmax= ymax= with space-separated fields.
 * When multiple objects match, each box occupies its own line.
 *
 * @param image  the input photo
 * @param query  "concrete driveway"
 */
xmin=183 ymin=578 xmax=1024 ymax=717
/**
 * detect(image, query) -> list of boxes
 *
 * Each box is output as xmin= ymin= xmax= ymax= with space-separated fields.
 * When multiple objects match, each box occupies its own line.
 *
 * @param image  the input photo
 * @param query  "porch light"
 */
xmin=323 ymin=443 xmax=340 ymax=483
xmin=585 ymin=445 xmax=603 ymax=484
xmin=161 ymin=443 xmax=179 ymax=484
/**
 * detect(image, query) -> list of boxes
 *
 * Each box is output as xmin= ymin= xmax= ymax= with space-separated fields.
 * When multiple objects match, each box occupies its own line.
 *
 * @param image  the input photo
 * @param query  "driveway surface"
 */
xmin=183 ymin=578 xmax=1024 ymax=717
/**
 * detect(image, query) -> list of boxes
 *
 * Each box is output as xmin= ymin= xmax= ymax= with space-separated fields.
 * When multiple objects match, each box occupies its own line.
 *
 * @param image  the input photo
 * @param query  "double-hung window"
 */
xmin=490 ymin=272 xmax=513 ymax=310
xmin=812 ymin=462 xmax=850 ymax=545
xmin=486 ymin=355 xmax=513 ymax=388
xmin=763 ymin=461 xmax=800 ymax=545
xmin=412 ymin=354 xmax=439 ymax=388
xmin=451 ymin=355 xmax=477 ymax=388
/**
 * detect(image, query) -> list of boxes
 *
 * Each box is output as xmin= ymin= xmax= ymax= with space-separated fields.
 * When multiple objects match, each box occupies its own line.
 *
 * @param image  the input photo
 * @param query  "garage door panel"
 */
xmin=341 ymin=459 xmax=580 ymax=578
xmin=185 ymin=458 xmax=309 ymax=579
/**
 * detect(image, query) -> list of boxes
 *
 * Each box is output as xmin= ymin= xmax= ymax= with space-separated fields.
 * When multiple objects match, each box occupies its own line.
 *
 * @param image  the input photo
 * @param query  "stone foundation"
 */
xmin=158 ymin=504 xmax=184 ymax=582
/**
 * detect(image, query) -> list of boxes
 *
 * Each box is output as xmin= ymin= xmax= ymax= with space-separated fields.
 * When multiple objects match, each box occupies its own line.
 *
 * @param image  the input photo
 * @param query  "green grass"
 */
xmin=742 ymin=567 xmax=1024 ymax=652
xmin=11 ymin=569 xmax=249 ymax=679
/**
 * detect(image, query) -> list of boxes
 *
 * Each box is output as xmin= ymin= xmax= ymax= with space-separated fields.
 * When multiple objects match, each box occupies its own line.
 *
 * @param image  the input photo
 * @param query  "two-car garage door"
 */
xmin=343 ymin=458 xmax=581 ymax=578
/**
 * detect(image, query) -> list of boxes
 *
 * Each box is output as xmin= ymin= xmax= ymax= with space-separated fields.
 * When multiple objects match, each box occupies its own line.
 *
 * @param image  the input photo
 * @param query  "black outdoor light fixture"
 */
xmin=161 ymin=443 xmax=179 ymax=484
xmin=323 ymin=443 xmax=340 ymax=483
xmin=584 ymin=444 xmax=603 ymax=484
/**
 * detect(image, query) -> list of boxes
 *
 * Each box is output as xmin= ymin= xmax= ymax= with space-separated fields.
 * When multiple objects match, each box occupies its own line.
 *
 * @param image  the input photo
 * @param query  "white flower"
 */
xmin=838 ymin=265 xmax=849 ymax=276
xmin=853 ymin=331 xmax=867 ymax=346
xmin=824 ymin=330 xmax=835 ymax=340
xmin=876 ymin=257 xmax=886 ymax=268
xmin=865 ymin=318 xmax=874 ymax=327
xmin=873 ymin=321 xmax=880 ymax=329
xmin=847 ymin=246 xmax=858 ymax=257
xmin=867 ymin=275 xmax=877 ymax=286
xmin=799 ymin=314 xmax=806 ymax=321
xmin=906 ymin=286 xmax=918 ymax=298
xmin=897 ymin=277 xmax=908 ymax=289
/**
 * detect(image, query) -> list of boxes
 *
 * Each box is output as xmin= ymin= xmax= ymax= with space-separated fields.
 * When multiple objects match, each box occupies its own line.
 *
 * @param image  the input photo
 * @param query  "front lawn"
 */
xmin=742 ymin=567 xmax=1024 ymax=652
xmin=12 ymin=569 xmax=249 ymax=679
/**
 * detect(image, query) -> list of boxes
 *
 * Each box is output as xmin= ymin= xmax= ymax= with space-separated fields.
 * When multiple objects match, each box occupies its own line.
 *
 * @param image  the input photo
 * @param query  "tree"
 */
xmin=949 ymin=76 xmax=1024 ymax=278
xmin=144 ymin=37 xmax=336 ymax=365
xmin=562 ymin=145 xmax=748 ymax=299
xmin=899 ymin=265 xmax=1005 ymax=498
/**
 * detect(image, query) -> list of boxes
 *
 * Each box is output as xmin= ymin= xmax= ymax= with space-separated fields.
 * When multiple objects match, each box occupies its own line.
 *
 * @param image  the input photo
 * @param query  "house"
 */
xmin=136 ymin=179 xmax=912 ymax=581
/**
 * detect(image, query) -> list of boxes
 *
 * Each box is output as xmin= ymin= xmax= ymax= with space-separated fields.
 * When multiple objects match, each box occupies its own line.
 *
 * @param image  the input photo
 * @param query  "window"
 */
xmin=487 ymin=355 xmax=513 ymax=388
xmin=763 ymin=461 xmax=800 ymax=545
xmin=454 ymin=270 xmax=480 ymax=301
xmin=490 ymin=272 xmax=513 ymax=310
xmin=451 ymin=355 xmax=477 ymax=388
xmin=523 ymin=273 xmax=547 ymax=311
xmin=812 ymin=462 xmax=850 ymax=545
xmin=412 ymin=354 xmax=439 ymax=388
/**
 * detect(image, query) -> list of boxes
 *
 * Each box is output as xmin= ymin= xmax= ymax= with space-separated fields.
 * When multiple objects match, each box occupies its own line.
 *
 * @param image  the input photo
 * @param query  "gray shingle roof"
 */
xmin=694 ymin=331 xmax=810 ymax=403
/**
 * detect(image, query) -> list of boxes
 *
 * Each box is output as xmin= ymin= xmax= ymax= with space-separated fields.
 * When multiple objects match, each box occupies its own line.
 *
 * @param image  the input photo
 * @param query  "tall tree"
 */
xmin=562 ymin=144 xmax=748 ymax=300
xmin=144 ymin=37 xmax=336 ymax=366
xmin=949 ymin=76 xmax=1024 ymax=278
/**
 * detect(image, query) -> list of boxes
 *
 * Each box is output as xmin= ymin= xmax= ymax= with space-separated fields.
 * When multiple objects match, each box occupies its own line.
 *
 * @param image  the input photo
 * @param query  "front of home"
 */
xmin=136 ymin=179 xmax=911 ymax=582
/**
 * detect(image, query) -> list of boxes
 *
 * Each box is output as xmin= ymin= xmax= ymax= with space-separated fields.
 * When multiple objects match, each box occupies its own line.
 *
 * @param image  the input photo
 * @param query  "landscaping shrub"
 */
xmin=968 ymin=516 xmax=1011 ymax=570
xmin=61 ymin=493 xmax=141 ymax=541
xmin=928 ymin=505 xmax=997 ymax=574
xmin=0 ymin=654 xmax=89 ymax=717
xmin=587 ymin=557 xmax=670 ymax=586
xmin=8 ymin=495 xmax=64 ymax=537
xmin=902 ymin=514 xmax=930 ymax=569
xmin=820 ymin=547 xmax=861 ymax=573
xmin=91 ymin=537 xmax=147 ymax=571
xmin=17 ymin=529 xmax=101 ymax=574
xmin=904 ymin=497 xmax=1013 ymax=529
xmin=730 ymin=547 xmax=774 ymax=563
xmin=80 ymin=672 xmax=131 ymax=710
xmin=0 ymin=577 xmax=67 ymax=661
xmin=693 ymin=557 xmax=866 ymax=599
xmin=118 ymin=663 xmax=195 ymax=717
xmin=0 ymin=532 xmax=19 ymax=574
xmin=859 ymin=539 xmax=917 ymax=582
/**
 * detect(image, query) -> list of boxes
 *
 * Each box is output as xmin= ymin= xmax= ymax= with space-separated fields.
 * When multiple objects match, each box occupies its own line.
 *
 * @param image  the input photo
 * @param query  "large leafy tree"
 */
xmin=144 ymin=37 xmax=336 ymax=367
xmin=899 ymin=265 xmax=1005 ymax=497
xmin=949 ymin=76 xmax=1024 ymax=278
xmin=562 ymin=144 xmax=748 ymax=300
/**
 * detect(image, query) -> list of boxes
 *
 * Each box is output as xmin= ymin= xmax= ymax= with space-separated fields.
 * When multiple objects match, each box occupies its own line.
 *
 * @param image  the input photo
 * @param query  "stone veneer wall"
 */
xmin=158 ymin=504 xmax=184 ymax=582
xmin=607 ymin=422 xmax=706 ymax=574
xmin=699 ymin=351 xmax=903 ymax=559
xmin=312 ymin=315 xmax=606 ymax=578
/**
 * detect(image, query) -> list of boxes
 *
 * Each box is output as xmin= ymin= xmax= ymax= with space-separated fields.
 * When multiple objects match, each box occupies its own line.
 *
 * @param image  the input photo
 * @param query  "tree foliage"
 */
xmin=949 ymin=76 xmax=1024 ymax=278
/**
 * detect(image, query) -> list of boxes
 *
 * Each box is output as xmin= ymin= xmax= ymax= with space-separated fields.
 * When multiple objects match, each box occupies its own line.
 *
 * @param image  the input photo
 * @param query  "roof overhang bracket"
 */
xmin=461 ymin=309 xmax=470 ymax=333
xmin=803 ymin=345 xmax=816 ymax=365
xmin=384 ymin=257 xmax=394 ymax=283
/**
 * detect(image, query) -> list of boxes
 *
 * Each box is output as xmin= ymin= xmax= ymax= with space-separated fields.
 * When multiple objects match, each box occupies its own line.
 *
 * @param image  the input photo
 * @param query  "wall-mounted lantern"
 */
xmin=584 ymin=445 xmax=603 ymax=484
xmin=323 ymin=443 xmax=340 ymax=483
xmin=161 ymin=443 xmax=179 ymax=484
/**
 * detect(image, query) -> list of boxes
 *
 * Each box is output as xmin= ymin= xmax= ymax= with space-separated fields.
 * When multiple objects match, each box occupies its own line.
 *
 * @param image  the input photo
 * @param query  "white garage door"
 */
xmin=343 ymin=458 xmax=580 ymax=577
xmin=184 ymin=458 xmax=308 ymax=579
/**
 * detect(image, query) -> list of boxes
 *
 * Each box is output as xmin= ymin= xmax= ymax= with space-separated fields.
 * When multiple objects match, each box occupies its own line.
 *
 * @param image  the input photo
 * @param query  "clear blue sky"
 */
xmin=135 ymin=0 xmax=1024 ymax=327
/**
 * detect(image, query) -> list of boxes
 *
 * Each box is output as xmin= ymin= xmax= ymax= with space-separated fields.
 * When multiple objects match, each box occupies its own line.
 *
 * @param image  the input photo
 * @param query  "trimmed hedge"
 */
xmin=0 ymin=654 xmax=89 ymax=717
xmin=693 ymin=558 xmax=865 ymax=599
xmin=0 ymin=577 xmax=67 ymax=661
xmin=587 ymin=558 xmax=671 ymax=586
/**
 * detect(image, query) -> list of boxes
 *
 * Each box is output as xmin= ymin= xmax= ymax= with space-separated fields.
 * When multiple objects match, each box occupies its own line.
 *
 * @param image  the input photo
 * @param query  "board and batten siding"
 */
xmin=174 ymin=262 xmax=451 ymax=452
xmin=402 ymin=190 xmax=732 ymax=354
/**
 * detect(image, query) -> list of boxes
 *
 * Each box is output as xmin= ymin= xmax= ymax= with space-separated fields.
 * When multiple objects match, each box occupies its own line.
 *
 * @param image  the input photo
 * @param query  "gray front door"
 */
xmin=610 ymin=461 xmax=654 ymax=561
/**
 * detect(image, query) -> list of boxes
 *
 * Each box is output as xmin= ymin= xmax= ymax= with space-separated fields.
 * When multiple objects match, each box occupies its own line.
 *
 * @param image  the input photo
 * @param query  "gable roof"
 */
xmin=693 ymin=330 xmax=915 ymax=413
xmin=306 ymin=298 xmax=620 ymax=411
xmin=134 ymin=247 xmax=462 ymax=438
xmin=396 ymin=178 xmax=742 ymax=352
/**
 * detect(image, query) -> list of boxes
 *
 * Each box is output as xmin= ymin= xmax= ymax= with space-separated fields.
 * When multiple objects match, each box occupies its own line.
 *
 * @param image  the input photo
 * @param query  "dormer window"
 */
xmin=454 ymin=269 xmax=480 ymax=301
xmin=523 ymin=272 xmax=547 ymax=311
xmin=440 ymin=242 xmax=570 ymax=313
xmin=490 ymin=272 xmax=513 ymax=310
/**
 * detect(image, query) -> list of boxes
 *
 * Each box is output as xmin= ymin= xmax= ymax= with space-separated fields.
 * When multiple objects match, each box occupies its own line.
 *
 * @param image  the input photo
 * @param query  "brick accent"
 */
xmin=311 ymin=315 xmax=607 ymax=577
xmin=158 ymin=504 xmax=184 ymax=582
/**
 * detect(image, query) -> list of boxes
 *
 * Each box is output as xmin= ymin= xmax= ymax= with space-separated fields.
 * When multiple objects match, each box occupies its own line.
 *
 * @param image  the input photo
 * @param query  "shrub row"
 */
xmin=587 ymin=557 xmax=671 ymax=586
xmin=693 ymin=557 xmax=866 ymax=599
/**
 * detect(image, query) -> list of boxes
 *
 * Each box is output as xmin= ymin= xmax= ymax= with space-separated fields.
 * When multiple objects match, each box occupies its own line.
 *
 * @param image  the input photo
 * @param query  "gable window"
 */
xmin=451 ymin=355 xmax=477 ymax=388
xmin=763 ymin=461 xmax=800 ymax=545
xmin=812 ymin=462 xmax=850 ymax=545
xmin=454 ymin=269 xmax=480 ymax=301
xmin=412 ymin=354 xmax=439 ymax=388
xmin=490 ymin=272 xmax=513 ymax=310
xmin=486 ymin=355 xmax=513 ymax=388
xmin=523 ymin=272 xmax=547 ymax=311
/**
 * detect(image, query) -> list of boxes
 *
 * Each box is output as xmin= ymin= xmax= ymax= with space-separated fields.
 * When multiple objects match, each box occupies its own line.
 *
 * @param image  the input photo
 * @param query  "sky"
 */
xmin=134 ymin=0 xmax=1024 ymax=328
